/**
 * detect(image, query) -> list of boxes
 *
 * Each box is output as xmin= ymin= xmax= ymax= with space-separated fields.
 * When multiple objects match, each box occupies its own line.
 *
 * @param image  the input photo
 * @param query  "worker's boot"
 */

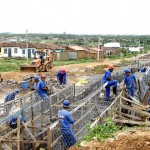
xmin=113 ymin=87 xmax=117 ymax=95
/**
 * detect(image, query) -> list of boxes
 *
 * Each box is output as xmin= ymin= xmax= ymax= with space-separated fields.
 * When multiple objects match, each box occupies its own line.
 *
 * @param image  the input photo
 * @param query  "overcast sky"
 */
xmin=0 ymin=0 xmax=150 ymax=35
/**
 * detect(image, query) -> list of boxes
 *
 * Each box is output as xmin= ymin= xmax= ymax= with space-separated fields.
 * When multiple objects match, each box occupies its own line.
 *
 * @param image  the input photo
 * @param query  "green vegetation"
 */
xmin=80 ymin=118 xmax=119 ymax=143
xmin=0 ymin=59 xmax=31 ymax=72
xmin=0 ymin=58 xmax=96 ymax=72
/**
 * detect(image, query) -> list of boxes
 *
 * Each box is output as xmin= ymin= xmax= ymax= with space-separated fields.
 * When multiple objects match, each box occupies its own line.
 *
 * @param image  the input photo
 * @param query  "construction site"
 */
xmin=0 ymin=53 xmax=150 ymax=150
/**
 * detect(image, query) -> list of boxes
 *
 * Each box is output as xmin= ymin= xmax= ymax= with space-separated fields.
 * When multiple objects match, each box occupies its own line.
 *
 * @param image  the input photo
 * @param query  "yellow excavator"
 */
xmin=20 ymin=51 xmax=54 ymax=72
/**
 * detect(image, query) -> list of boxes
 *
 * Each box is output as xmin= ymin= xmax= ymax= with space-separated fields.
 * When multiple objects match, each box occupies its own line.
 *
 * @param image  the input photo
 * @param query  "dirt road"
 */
xmin=0 ymin=58 xmax=123 ymax=82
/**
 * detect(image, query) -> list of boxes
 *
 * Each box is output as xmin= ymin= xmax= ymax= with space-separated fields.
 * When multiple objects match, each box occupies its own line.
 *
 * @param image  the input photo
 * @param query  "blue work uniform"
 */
xmin=38 ymin=80 xmax=48 ymax=98
xmin=5 ymin=92 xmax=16 ymax=102
xmin=58 ymin=109 xmax=76 ymax=148
xmin=140 ymin=67 xmax=147 ymax=73
xmin=57 ymin=70 xmax=67 ymax=85
xmin=33 ymin=81 xmax=39 ymax=90
xmin=102 ymin=70 xmax=118 ymax=101
xmin=124 ymin=74 xmax=136 ymax=97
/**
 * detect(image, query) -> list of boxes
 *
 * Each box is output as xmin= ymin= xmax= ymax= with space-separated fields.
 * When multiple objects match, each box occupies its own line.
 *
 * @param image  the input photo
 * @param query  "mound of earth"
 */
xmin=70 ymin=129 xmax=150 ymax=150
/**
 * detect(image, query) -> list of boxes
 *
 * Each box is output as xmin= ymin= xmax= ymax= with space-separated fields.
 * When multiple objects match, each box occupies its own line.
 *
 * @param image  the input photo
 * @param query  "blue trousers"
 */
xmin=62 ymin=129 xmax=76 ymax=148
xmin=105 ymin=80 xmax=118 ymax=101
xmin=126 ymin=88 xmax=135 ymax=97
xmin=59 ymin=78 xmax=67 ymax=85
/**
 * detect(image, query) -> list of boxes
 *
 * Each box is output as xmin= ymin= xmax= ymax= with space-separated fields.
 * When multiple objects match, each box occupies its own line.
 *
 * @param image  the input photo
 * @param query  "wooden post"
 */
xmin=0 ymin=140 xmax=2 ymax=150
xmin=17 ymin=117 xmax=21 ymax=150
xmin=9 ymin=133 xmax=12 ymax=149
xmin=47 ymin=128 xmax=52 ymax=150
xmin=31 ymin=106 xmax=35 ymax=150
xmin=21 ymin=128 xmax=25 ymax=150
xmin=73 ymin=83 xmax=76 ymax=98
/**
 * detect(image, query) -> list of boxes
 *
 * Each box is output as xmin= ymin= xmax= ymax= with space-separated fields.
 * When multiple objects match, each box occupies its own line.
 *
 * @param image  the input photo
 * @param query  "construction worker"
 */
xmin=9 ymin=116 xmax=26 ymax=129
xmin=31 ymin=76 xmax=40 ymax=91
xmin=123 ymin=68 xmax=137 ymax=105
xmin=38 ymin=74 xmax=49 ymax=98
xmin=102 ymin=65 xmax=118 ymax=101
xmin=57 ymin=68 xmax=67 ymax=87
xmin=40 ymin=50 xmax=44 ymax=64
xmin=5 ymin=89 xmax=19 ymax=102
xmin=58 ymin=100 xmax=76 ymax=149
xmin=140 ymin=67 xmax=147 ymax=73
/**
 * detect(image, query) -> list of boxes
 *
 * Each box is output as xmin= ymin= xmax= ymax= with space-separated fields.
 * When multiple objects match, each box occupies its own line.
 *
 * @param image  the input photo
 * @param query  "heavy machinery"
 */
xmin=20 ymin=51 xmax=54 ymax=72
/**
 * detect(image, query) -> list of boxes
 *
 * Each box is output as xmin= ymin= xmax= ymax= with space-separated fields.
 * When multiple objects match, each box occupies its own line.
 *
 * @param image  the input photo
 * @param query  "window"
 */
xmin=14 ymin=48 xmax=18 ymax=53
xmin=4 ymin=48 xmax=7 ymax=54
xmin=0 ymin=48 xmax=1 ymax=53
xmin=22 ymin=49 xmax=25 ymax=54
xmin=32 ymin=49 xmax=35 ymax=54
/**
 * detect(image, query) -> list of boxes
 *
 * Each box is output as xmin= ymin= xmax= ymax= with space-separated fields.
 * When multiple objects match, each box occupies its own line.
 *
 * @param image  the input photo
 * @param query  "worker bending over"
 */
xmin=31 ymin=76 xmax=40 ymax=91
xmin=38 ymin=74 xmax=49 ymax=99
xmin=102 ymin=65 xmax=118 ymax=101
xmin=140 ymin=67 xmax=147 ymax=73
xmin=5 ymin=89 xmax=19 ymax=102
xmin=9 ymin=116 xmax=26 ymax=129
xmin=57 ymin=68 xmax=67 ymax=87
xmin=58 ymin=100 xmax=76 ymax=149
xmin=123 ymin=68 xmax=137 ymax=106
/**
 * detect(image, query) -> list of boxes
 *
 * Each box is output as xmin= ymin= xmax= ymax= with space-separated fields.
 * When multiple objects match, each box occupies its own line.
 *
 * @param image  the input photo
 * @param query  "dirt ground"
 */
xmin=70 ymin=129 xmax=150 ymax=150
xmin=0 ymin=59 xmax=122 ymax=81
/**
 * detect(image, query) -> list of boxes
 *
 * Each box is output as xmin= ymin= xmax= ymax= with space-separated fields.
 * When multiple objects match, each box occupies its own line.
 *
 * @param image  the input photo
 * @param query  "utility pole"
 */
xmin=26 ymin=29 xmax=28 ymax=61
xmin=97 ymin=35 xmax=100 ymax=61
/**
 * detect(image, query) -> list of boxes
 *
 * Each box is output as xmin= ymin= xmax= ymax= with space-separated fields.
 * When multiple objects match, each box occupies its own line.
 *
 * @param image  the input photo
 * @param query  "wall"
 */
xmin=0 ymin=47 xmax=35 ymax=58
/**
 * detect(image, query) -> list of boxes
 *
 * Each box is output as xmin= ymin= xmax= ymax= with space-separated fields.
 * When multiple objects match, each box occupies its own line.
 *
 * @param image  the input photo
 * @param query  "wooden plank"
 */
xmin=9 ymin=133 xmax=12 ymax=149
xmin=115 ymin=110 xmax=142 ymax=121
xmin=17 ymin=117 xmax=20 ymax=150
xmin=21 ymin=121 xmax=37 ymax=142
xmin=0 ymin=140 xmax=1 ymax=150
xmin=47 ymin=128 xmax=52 ymax=150
xmin=121 ymin=96 xmax=146 ymax=108
xmin=113 ymin=118 xmax=150 ymax=126
xmin=119 ymin=104 xmax=150 ymax=117
xmin=1 ymin=140 xmax=48 ymax=144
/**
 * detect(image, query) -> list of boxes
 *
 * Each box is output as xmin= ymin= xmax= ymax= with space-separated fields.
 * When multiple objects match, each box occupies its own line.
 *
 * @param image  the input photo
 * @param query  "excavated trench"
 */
xmin=0 ymin=59 xmax=150 ymax=150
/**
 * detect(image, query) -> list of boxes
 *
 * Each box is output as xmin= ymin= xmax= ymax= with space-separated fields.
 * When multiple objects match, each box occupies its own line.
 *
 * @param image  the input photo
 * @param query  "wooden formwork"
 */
xmin=91 ymin=91 xmax=150 ymax=128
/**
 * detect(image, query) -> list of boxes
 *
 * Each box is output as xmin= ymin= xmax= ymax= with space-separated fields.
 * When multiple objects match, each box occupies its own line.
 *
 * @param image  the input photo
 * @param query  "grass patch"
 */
xmin=77 ymin=118 xmax=119 ymax=146
xmin=0 ymin=58 xmax=96 ymax=72
xmin=0 ymin=59 xmax=31 ymax=72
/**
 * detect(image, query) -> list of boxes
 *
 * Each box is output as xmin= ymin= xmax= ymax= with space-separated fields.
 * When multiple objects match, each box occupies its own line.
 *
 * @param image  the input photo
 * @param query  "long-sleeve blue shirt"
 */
xmin=57 ymin=70 xmax=67 ymax=80
xmin=5 ymin=92 xmax=16 ymax=102
xmin=102 ymin=70 xmax=111 ymax=84
xmin=58 ymin=109 xmax=75 ymax=129
xmin=38 ymin=80 xmax=47 ymax=96
xmin=124 ymin=74 xmax=136 ymax=89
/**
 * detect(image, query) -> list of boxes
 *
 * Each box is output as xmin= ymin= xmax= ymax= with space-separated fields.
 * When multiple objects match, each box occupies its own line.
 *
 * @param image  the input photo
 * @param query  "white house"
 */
xmin=129 ymin=47 xmax=140 ymax=52
xmin=0 ymin=42 xmax=36 ymax=58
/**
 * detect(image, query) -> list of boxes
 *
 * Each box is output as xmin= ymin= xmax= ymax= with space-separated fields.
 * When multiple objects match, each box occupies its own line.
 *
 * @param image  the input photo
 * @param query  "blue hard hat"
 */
xmin=34 ymin=76 xmax=39 ymax=80
xmin=14 ymin=89 xmax=19 ymax=94
xmin=124 ymin=68 xmax=131 ymax=73
xmin=63 ymin=100 xmax=70 ymax=107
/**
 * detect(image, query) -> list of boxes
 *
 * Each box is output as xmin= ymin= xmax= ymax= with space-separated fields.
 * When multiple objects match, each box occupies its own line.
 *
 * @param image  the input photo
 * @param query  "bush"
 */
xmin=83 ymin=118 xmax=119 ymax=142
